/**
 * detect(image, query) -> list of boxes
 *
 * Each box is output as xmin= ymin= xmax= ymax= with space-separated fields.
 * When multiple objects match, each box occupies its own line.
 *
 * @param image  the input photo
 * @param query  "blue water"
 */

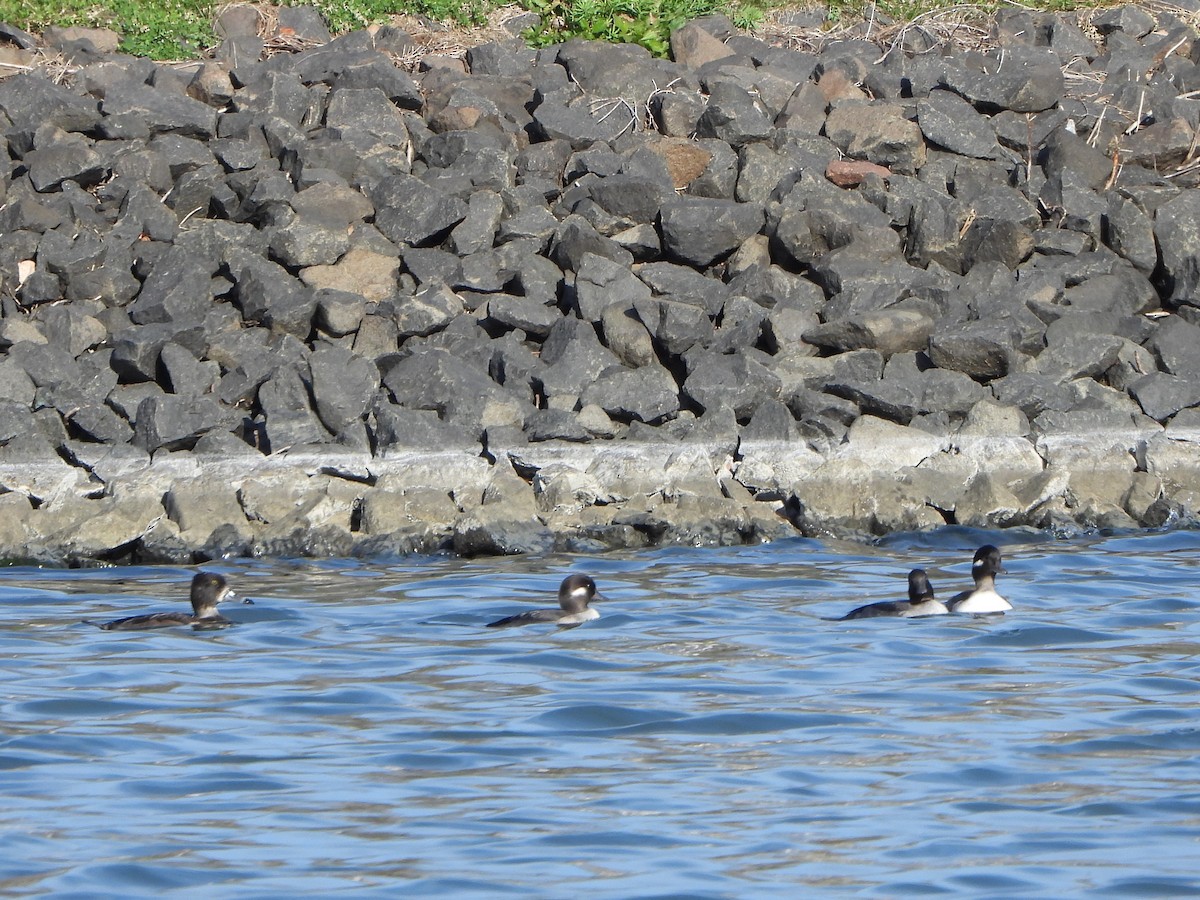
xmin=3 ymin=527 xmax=1200 ymax=898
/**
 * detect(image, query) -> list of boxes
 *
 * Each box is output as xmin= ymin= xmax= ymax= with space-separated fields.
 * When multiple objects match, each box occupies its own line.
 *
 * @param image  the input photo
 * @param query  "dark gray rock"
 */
xmin=696 ymin=81 xmax=773 ymax=147
xmin=531 ymin=93 xmax=635 ymax=149
xmin=579 ymin=364 xmax=680 ymax=423
xmin=309 ymin=345 xmax=380 ymax=434
xmin=132 ymin=393 xmax=232 ymax=452
xmin=803 ymin=308 xmax=934 ymax=357
xmin=536 ymin=317 xmax=622 ymax=407
xmin=928 ymin=320 xmax=1020 ymax=379
xmin=1103 ymin=194 xmax=1158 ymax=275
xmin=940 ymin=46 xmax=1064 ymax=113
xmin=370 ymin=174 xmax=468 ymax=247
xmin=555 ymin=38 xmax=685 ymax=100
xmin=742 ymin=398 xmax=798 ymax=441
xmin=1146 ymin=316 xmax=1200 ymax=379
xmin=450 ymin=190 xmax=504 ymax=255
xmin=524 ymin=408 xmax=591 ymax=442
xmin=103 ymin=82 xmax=219 ymax=138
xmin=269 ymin=218 xmax=351 ymax=268
xmin=683 ymin=349 xmax=781 ymax=417
xmin=383 ymin=346 xmax=523 ymax=439
xmin=231 ymin=71 xmax=312 ymax=127
xmin=277 ymin=5 xmax=332 ymax=43
xmin=1036 ymin=327 xmax=1125 ymax=381
xmin=633 ymin=295 xmax=713 ymax=356
xmin=1093 ymin=5 xmax=1156 ymax=39
xmin=961 ymin=217 xmax=1035 ymax=271
xmin=68 ymin=403 xmax=134 ymax=444
xmin=395 ymin=281 xmax=463 ymax=337
xmin=827 ymin=351 xmax=986 ymax=425
xmin=230 ymin=252 xmax=317 ymax=338
xmin=452 ymin=514 xmax=554 ymax=556
xmin=599 ymin=303 xmax=656 ymax=367
xmin=549 ymin=214 xmax=633 ymax=271
xmin=1154 ymin=190 xmax=1200 ymax=311
xmin=25 ymin=129 xmax=107 ymax=192
xmin=916 ymin=89 xmax=1001 ymax=159
xmin=571 ymin=252 xmax=652 ymax=320
xmin=1129 ymin=372 xmax=1200 ymax=422
xmin=258 ymin=366 xmax=331 ymax=450
xmin=0 ymin=73 xmax=101 ymax=134
xmin=486 ymin=294 xmax=560 ymax=337
xmin=588 ymin=173 xmax=671 ymax=225
xmin=372 ymin=402 xmax=478 ymax=451
xmin=636 ymin=261 xmax=729 ymax=316
xmin=1042 ymin=127 xmax=1113 ymax=191
xmin=159 ymin=342 xmax=219 ymax=396
xmin=660 ymin=196 xmax=764 ymax=268
xmin=989 ymin=372 xmax=1075 ymax=419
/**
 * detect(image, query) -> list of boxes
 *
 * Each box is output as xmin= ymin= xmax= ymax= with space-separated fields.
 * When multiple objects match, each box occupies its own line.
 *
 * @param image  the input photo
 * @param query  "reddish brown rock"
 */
xmin=826 ymin=159 xmax=892 ymax=187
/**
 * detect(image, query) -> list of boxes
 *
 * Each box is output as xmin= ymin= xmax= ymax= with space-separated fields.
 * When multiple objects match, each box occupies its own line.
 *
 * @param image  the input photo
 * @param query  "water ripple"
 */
xmin=1 ymin=530 xmax=1199 ymax=895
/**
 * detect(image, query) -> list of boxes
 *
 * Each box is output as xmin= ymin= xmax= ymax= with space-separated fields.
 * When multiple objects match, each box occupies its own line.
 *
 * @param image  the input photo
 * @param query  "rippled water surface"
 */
xmin=4 ymin=528 xmax=1200 ymax=898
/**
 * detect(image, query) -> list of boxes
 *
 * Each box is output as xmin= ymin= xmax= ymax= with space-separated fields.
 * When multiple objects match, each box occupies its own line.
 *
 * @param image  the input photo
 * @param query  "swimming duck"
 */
xmin=839 ymin=568 xmax=948 ymax=620
xmin=88 ymin=572 xmax=244 ymax=631
xmin=946 ymin=545 xmax=1012 ymax=614
xmin=486 ymin=574 xmax=605 ymax=628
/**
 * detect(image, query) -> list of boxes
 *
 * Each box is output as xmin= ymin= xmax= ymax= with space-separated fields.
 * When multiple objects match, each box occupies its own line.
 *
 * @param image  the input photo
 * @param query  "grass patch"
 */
xmin=522 ymin=0 xmax=767 ymax=55
xmin=4 ymin=0 xmax=1105 ymax=61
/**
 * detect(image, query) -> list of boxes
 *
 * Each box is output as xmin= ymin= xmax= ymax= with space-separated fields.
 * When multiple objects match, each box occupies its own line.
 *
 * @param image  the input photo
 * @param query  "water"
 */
xmin=3 ymin=527 xmax=1200 ymax=898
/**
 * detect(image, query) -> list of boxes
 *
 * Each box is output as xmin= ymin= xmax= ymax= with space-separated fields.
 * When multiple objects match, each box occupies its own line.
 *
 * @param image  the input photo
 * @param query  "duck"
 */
xmin=839 ymin=568 xmax=948 ymax=620
xmin=87 ymin=572 xmax=245 ymax=631
xmin=946 ymin=545 xmax=1012 ymax=614
xmin=486 ymin=574 xmax=605 ymax=628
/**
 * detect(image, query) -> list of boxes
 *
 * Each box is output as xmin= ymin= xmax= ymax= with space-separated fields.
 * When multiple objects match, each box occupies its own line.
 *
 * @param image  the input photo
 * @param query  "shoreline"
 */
xmin=2 ymin=421 xmax=1197 ymax=564
xmin=2 ymin=6 xmax=1200 ymax=564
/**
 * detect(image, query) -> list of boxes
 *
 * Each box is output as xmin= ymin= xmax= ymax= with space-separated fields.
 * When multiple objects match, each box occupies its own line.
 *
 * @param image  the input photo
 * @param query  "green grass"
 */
xmin=3 ymin=0 xmax=1096 ymax=61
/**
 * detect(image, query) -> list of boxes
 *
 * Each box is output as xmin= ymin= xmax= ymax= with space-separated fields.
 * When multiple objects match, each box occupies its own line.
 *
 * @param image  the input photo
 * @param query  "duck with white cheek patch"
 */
xmin=487 ymin=574 xmax=606 ymax=629
xmin=947 ymin=545 xmax=1012 ymax=614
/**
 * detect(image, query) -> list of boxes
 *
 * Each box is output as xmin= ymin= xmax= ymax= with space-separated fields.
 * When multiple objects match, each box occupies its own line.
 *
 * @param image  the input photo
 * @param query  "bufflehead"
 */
xmin=947 ymin=545 xmax=1012 ymax=614
xmin=87 ymin=572 xmax=246 ymax=631
xmin=839 ymin=569 xmax=948 ymax=620
xmin=486 ymin=574 xmax=605 ymax=628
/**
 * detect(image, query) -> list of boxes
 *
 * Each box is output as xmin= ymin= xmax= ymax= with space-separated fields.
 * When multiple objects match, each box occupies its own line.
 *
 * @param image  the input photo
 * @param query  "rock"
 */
xmin=395 ymin=281 xmax=463 ymax=337
xmin=164 ymin=477 xmax=247 ymax=537
xmin=824 ymin=101 xmax=926 ymax=174
xmin=301 ymin=248 xmax=399 ymax=303
xmin=940 ymin=46 xmax=1064 ymax=113
xmin=825 ymin=159 xmax=891 ymax=187
xmin=928 ymin=320 xmax=1020 ymax=379
xmin=659 ymin=196 xmax=764 ymax=268
xmin=537 ymin=317 xmax=622 ymax=409
xmin=579 ymin=364 xmax=680 ymax=423
xmin=695 ymin=81 xmax=773 ymax=146
xmin=916 ymin=89 xmax=1001 ymax=159
xmin=309 ymin=345 xmax=380 ymax=433
xmin=452 ymin=511 xmax=554 ymax=556
xmin=370 ymin=174 xmax=468 ymax=247
xmin=1128 ymin=373 xmax=1200 ymax=423
xmin=803 ymin=308 xmax=934 ymax=357
xmin=259 ymin=366 xmax=332 ymax=450
xmin=1155 ymin=191 xmax=1200 ymax=311
xmin=231 ymin=252 xmax=317 ymax=338
xmin=571 ymin=252 xmax=652 ymax=320
xmin=326 ymin=87 xmax=410 ymax=148
xmin=683 ymin=350 xmax=781 ymax=417
xmin=1146 ymin=316 xmax=1200 ymax=379
xmin=102 ymin=82 xmax=219 ymax=138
